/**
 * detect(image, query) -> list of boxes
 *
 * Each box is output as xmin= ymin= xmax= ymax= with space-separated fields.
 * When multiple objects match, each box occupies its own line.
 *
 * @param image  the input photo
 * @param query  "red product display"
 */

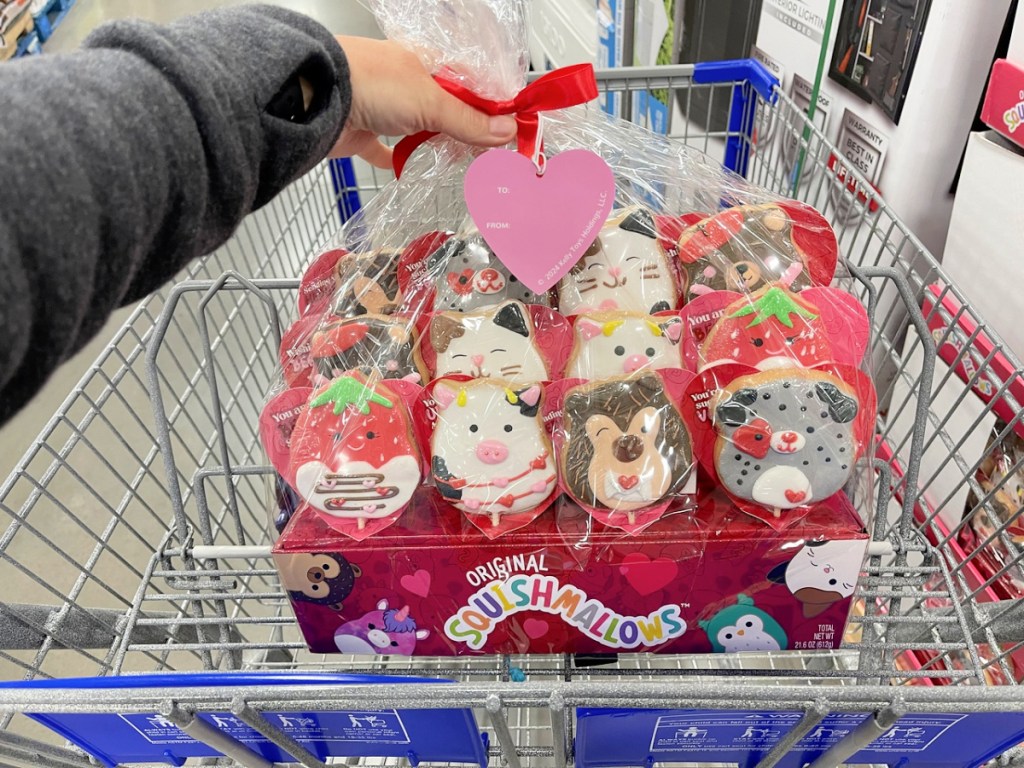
xmin=273 ymin=486 xmax=867 ymax=656
xmin=981 ymin=59 xmax=1024 ymax=151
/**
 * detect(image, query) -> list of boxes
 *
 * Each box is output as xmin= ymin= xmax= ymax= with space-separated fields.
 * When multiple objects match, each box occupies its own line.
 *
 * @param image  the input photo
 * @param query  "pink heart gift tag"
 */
xmin=464 ymin=148 xmax=615 ymax=294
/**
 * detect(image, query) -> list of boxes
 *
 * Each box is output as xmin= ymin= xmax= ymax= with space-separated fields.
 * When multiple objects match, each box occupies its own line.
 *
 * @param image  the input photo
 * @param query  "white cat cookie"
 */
xmin=567 ymin=311 xmax=683 ymax=379
xmin=557 ymin=207 xmax=679 ymax=316
xmin=428 ymin=300 xmax=548 ymax=385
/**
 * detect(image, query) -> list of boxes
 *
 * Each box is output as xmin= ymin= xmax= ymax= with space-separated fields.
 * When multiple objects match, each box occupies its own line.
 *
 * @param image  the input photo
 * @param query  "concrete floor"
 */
xmin=1 ymin=0 xmax=379 ymax=480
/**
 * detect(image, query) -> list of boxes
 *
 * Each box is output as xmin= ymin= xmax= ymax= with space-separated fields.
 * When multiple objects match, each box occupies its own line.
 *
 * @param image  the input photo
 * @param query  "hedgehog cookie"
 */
xmin=557 ymin=207 xmax=679 ymax=316
xmin=562 ymin=374 xmax=692 ymax=523
xmin=428 ymin=233 xmax=551 ymax=311
xmin=678 ymin=203 xmax=833 ymax=297
xmin=700 ymin=285 xmax=832 ymax=371
xmin=567 ymin=311 xmax=683 ymax=379
xmin=429 ymin=300 xmax=548 ymax=384
xmin=712 ymin=369 xmax=860 ymax=515
xmin=311 ymin=315 xmax=425 ymax=383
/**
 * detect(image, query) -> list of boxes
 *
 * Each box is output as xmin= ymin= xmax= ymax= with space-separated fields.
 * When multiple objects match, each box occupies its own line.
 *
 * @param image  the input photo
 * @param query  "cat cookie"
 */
xmin=712 ymin=369 xmax=860 ymax=515
xmin=700 ymin=285 xmax=832 ymax=371
xmin=333 ymin=249 xmax=404 ymax=317
xmin=557 ymin=207 xmax=679 ymax=316
xmin=567 ymin=311 xmax=684 ymax=379
xmin=429 ymin=300 xmax=548 ymax=384
xmin=562 ymin=374 xmax=692 ymax=522
xmin=429 ymin=233 xmax=551 ymax=311
xmin=431 ymin=379 xmax=556 ymax=525
xmin=311 ymin=315 xmax=425 ymax=383
xmin=677 ymin=202 xmax=837 ymax=297
xmin=289 ymin=374 xmax=421 ymax=530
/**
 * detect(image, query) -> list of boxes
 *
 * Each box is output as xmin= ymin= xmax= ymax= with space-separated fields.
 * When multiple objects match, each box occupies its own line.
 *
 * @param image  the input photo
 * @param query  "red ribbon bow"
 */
xmin=392 ymin=63 xmax=599 ymax=177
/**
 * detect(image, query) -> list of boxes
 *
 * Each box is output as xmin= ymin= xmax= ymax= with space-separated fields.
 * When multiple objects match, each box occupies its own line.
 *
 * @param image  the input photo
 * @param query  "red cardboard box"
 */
xmin=273 ymin=490 xmax=868 ymax=656
xmin=982 ymin=59 xmax=1024 ymax=150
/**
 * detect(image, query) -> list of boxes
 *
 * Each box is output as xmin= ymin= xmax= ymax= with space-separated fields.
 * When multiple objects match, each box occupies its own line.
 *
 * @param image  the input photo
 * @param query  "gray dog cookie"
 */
xmin=713 ymin=370 xmax=859 ymax=512
xmin=428 ymin=234 xmax=551 ymax=311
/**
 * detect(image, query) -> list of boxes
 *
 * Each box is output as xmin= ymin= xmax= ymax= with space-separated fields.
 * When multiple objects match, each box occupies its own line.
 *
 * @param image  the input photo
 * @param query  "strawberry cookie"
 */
xmin=699 ymin=285 xmax=832 ymax=371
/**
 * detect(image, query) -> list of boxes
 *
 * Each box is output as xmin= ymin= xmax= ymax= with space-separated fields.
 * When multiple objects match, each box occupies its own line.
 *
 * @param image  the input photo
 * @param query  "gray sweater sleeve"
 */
xmin=0 ymin=5 xmax=351 ymax=423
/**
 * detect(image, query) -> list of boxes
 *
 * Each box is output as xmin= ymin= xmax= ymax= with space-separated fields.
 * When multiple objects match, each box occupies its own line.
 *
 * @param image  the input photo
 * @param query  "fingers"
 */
xmin=357 ymin=138 xmax=394 ymax=170
xmin=428 ymin=89 xmax=517 ymax=147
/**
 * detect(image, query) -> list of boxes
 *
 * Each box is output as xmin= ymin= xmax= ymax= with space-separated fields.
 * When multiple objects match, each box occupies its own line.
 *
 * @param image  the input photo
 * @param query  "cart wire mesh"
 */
xmin=3 ymin=64 xmax=1024 ymax=768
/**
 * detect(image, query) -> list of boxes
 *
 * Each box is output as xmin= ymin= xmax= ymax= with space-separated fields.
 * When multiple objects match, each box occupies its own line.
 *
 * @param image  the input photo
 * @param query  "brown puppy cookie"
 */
xmin=562 ymin=374 xmax=692 ymax=522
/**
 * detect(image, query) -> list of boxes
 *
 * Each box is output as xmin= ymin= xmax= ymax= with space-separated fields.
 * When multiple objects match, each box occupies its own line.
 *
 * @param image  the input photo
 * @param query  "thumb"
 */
xmin=429 ymin=89 xmax=517 ymax=147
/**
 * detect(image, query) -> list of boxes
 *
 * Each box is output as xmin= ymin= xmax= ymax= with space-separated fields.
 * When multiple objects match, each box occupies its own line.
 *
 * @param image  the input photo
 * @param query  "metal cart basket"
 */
xmin=3 ymin=62 xmax=1024 ymax=768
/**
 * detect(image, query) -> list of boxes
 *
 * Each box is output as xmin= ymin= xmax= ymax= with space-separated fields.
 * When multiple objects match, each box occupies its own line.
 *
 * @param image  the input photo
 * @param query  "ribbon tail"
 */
xmin=393 ymin=130 xmax=439 ymax=178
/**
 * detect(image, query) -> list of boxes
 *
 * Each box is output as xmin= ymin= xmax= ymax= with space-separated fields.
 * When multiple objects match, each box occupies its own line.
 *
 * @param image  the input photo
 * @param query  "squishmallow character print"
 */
xmin=289 ymin=374 xmax=421 ymax=529
xmin=712 ymin=369 xmax=860 ymax=514
xmin=431 ymin=379 xmax=556 ymax=525
xmin=562 ymin=374 xmax=692 ymax=522
xmin=768 ymin=539 xmax=864 ymax=617
xmin=311 ymin=315 xmax=425 ymax=382
xmin=333 ymin=249 xmax=404 ymax=317
xmin=429 ymin=300 xmax=548 ymax=384
xmin=429 ymin=234 xmax=551 ymax=311
xmin=557 ymin=207 xmax=679 ymax=316
xmin=567 ymin=311 xmax=684 ymax=379
xmin=276 ymin=552 xmax=360 ymax=611
xmin=334 ymin=599 xmax=429 ymax=655
xmin=677 ymin=202 xmax=836 ymax=297
xmin=700 ymin=286 xmax=832 ymax=371
xmin=698 ymin=594 xmax=788 ymax=652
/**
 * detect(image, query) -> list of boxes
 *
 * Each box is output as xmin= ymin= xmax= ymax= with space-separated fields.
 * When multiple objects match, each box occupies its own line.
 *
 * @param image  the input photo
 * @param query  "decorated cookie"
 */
xmin=567 ymin=311 xmax=684 ymax=379
xmin=333 ymin=249 xmax=404 ymax=317
xmin=429 ymin=300 xmax=548 ymax=384
xmin=557 ymin=207 xmax=679 ymax=316
xmin=431 ymin=379 xmax=556 ymax=526
xmin=562 ymin=374 xmax=692 ymax=522
xmin=289 ymin=374 xmax=422 ymax=530
xmin=712 ymin=369 xmax=860 ymax=515
xmin=700 ymin=285 xmax=832 ymax=371
xmin=428 ymin=233 xmax=551 ymax=311
xmin=677 ymin=202 xmax=837 ymax=297
xmin=310 ymin=315 xmax=425 ymax=383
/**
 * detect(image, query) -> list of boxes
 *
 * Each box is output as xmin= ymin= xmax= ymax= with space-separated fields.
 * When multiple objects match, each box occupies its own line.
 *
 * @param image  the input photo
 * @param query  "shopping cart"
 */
xmin=3 ymin=61 xmax=1024 ymax=768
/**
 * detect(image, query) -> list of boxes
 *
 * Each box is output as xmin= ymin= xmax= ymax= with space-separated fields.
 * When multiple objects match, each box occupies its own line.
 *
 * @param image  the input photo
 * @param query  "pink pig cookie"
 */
xmin=334 ymin=599 xmax=429 ymax=655
xmin=567 ymin=311 xmax=683 ymax=379
xmin=431 ymin=379 xmax=557 ymax=526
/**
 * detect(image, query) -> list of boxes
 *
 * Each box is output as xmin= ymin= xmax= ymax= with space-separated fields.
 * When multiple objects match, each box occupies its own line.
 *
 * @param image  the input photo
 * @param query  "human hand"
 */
xmin=331 ymin=36 xmax=517 ymax=169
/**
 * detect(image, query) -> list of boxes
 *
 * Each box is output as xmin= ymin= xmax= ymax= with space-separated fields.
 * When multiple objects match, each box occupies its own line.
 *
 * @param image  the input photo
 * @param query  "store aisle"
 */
xmin=45 ymin=0 xmax=380 ymax=53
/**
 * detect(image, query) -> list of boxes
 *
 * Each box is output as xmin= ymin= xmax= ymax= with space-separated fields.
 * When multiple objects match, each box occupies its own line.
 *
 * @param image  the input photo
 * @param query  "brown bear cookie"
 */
xmin=562 ymin=374 xmax=692 ymax=522
xmin=677 ymin=202 xmax=835 ymax=297
xmin=332 ymin=249 xmax=404 ymax=317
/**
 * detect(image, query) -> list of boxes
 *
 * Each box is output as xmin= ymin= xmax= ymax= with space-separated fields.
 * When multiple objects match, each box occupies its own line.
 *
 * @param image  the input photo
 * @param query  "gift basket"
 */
xmin=259 ymin=0 xmax=877 ymax=657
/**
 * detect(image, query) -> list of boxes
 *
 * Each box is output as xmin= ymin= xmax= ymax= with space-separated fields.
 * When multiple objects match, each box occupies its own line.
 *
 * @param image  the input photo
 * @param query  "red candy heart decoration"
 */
xmin=618 ymin=475 xmax=640 ymax=490
xmin=732 ymin=418 xmax=772 ymax=459
xmin=785 ymin=489 xmax=807 ymax=504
